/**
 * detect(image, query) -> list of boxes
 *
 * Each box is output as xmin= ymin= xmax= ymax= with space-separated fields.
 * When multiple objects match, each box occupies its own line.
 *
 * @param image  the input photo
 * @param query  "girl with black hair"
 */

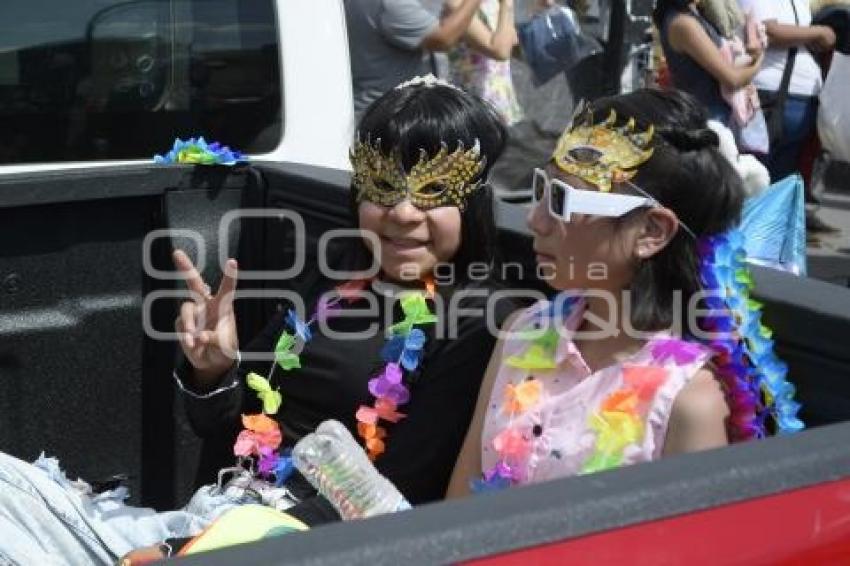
xmin=0 ymin=76 xmax=515 ymax=564
xmin=656 ymin=0 xmax=764 ymax=122
xmin=741 ymin=0 xmax=835 ymax=185
xmin=248 ymin=89 xmax=800 ymax=517
xmin=441 ymin=87 xmax=802 ymax=495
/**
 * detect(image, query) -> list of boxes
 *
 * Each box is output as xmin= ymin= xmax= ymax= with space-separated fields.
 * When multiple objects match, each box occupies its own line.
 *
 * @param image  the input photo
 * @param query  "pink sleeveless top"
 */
xmin=479 ymin=298 xmax=713 ymax=487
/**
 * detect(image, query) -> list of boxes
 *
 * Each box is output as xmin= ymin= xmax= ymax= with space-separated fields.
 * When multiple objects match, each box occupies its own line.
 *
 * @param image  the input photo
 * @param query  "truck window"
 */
xmin=0 ymin=0 xmax=282 ymax=165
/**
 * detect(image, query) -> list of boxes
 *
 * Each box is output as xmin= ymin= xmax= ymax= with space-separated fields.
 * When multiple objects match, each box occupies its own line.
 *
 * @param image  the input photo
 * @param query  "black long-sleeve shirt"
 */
xmin=176 ymin=280 xmax=514 ymax=518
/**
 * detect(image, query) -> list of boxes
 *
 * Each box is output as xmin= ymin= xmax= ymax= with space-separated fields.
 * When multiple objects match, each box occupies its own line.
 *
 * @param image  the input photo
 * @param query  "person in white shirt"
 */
xmin=740 ymin=0 xmax=835 ymax=183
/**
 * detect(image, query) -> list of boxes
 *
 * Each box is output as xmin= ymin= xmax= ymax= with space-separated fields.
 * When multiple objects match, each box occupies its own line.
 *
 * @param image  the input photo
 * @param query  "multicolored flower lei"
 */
xmin=356 ymin=282 xmax=437 ymax=460
xmin=473 ymin=327 xmax=707 ymax=491
xmin=579 ymin=339 xmax=710 ymax=474
xmin=472 ymin=296 xmax=581 ymax=492
xmin=235 ymin=279 xmax=437 ymax=482
xmin=697 ymin=229 xmax=804 ymax=440
xmin=233 ymin=279 xmax=368 ymax=484
xmin=154 ymin=137 xmax=245 ymax=166
xmin=473 ymin=257 xmax=801 ymax=493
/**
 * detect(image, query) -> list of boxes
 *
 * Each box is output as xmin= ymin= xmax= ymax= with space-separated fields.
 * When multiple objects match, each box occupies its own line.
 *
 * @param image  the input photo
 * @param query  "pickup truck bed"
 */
xmin=1 ymin=162 xmax=849 ymax=563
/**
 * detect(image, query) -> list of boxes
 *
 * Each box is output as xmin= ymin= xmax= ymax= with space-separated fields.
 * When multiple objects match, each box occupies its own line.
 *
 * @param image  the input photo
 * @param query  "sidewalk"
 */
xmin=808 ymin=163 xmax=850 ymax=286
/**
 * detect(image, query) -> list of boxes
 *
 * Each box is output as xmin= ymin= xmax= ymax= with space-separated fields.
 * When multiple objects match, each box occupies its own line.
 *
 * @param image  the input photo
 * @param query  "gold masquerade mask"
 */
xmin=551 ymin=105 xmax=655 ymax=192
xmin=349 ymin=136 xmax=487 ymax=210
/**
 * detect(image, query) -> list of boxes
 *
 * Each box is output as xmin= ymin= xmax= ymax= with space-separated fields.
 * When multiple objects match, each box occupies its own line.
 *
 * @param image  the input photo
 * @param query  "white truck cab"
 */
xmin=0 ymin=0 xmax=355 ymax=174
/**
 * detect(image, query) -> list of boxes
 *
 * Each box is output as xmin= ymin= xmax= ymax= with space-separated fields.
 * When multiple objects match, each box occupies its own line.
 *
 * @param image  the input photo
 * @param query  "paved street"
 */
xmin=809 ymin=163 xmax=850 ymax=286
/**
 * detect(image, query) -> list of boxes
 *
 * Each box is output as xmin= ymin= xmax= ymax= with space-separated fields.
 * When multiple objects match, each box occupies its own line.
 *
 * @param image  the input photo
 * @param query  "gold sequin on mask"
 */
xmin=551 ymin=106 xmax=655 ymax=192
xmin=350 ymin=136 xmax=487 ymax=211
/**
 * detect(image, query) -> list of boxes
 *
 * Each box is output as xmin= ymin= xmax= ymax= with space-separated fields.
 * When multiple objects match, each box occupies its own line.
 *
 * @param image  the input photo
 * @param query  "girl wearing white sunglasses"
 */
xmin=446 ymin=88 xmax=802 ymax=495
xmin=195 ymin=90 xmax=801 ymax=520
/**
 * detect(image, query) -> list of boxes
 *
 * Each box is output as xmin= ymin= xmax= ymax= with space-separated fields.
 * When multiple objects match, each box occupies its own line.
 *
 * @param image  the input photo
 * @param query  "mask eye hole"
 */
xmin=375 ymin=179 xmax=397 ymax=193
xmin=418 ymin=183 xmax=447 ymax=197
xmin=567 ymin=146 xmax=604 ymax=164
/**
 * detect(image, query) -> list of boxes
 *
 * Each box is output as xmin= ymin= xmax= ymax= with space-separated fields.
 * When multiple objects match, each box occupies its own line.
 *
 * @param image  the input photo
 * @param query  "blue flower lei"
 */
xmin=696 ymin=229 xmax=804 ymax=440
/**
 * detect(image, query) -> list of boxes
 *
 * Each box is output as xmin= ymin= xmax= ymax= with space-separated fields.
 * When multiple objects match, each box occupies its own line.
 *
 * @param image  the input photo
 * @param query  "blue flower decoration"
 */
xmin=696 ymin=228 xmax=804 ymax=441
xmin=543 ymin=293 xmax=582 ymax=320
xmin=758 ymin=356 xmax=789 ymax=393
xmin=286 ymin=309 xmax=312 ymax=343
xmin=381 ymin=335 xmax=405 ymax=363
xmin=470 ymin=462 xmax=515 ymax=493
xmin=470 ymin=476 xmax=511 ymax=493
xmin=273 ymin=449 xmax=295 ymax=487
xmin=774 ymin=400 xmax=804 ymax=434
xmin=381 ymin=328 xmax=426 ymax=371
xmin=154 ymin=137 xmax=245 ymax=166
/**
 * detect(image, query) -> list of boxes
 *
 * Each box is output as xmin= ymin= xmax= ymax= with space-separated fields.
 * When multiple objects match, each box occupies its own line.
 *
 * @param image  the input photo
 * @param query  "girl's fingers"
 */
xmin=179 ymin=301 xmax=210 ymax=346
xmin=177 ymin=305 xmax=223 ymax=371
xmin=173 ymin=249 xmax=210 ymax=303
xmin=179 ymin=301 xmax=197 ymax=333
xmin=175 ymin=315 xmax=192 ymax=350
xmin=213 ymin=259 xmax=239 ymax=313
xmin=178 ymin=301 xmax=197 ymax=349
xmin=198 ymin=329 xmax=223 ymax=350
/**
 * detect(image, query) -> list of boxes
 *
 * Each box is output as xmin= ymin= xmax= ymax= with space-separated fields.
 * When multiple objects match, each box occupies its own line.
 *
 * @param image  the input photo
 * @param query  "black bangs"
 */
xmin=346 ymin=82 xmax=509 ymax=286
xmin=357 ymin=84 xmax=507 ymax=180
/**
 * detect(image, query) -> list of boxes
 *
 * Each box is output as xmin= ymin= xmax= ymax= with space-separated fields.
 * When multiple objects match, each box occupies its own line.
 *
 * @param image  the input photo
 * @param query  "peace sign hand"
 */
xmin=173 ymin=249 xmax=239 ymax=386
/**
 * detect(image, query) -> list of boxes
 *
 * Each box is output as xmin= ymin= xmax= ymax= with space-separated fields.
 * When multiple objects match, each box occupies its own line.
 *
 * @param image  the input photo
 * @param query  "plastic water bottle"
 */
xmin=292 ymin=420 xmax=410 ymax=520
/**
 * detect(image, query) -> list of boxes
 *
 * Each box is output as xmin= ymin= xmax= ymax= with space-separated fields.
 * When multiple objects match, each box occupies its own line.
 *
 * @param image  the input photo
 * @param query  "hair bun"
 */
xmin=659 ymin=127 xmax=720 ymax=152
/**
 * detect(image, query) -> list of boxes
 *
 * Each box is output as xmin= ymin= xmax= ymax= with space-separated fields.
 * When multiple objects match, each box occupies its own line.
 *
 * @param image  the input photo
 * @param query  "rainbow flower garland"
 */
xmin=474 ymin=231 xmax=806 ymax=492
xmin=579 ymin=340 xmax=706 ymax=474
xmin=473 ymin=297 xmax=581 ymax=491
xmin=697 ymin=229 xmax=804 ymax=440
xmin=474 ymin=310 xmax=711 ymax=492
xmin=154 ymin=137 xmax=245 ymax=166
xmin=232 ymin=280 xmax=367 ymax=484
xmin=356 ymin=284 xmax=436 ymax=460
xmin=234 ymin=280 xmax=437 ymax=482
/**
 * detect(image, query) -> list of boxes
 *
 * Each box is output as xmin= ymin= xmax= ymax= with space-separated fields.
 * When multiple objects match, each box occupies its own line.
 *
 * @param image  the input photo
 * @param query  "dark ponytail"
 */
xmin=589 ymin=88 xmax=801 ymax=443
xmin=590 ymin=88 xmax=745 ymax=331
xmin=658 ymin=126 xmax=720 ymax=152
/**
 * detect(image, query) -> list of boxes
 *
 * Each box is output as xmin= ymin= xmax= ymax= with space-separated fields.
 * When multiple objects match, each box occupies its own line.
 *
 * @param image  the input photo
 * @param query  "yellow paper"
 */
xmin=181 ymin=505 xmax=308 ymax=556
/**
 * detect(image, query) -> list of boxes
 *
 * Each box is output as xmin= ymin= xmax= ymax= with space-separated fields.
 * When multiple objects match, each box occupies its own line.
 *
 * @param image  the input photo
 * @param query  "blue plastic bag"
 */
xmin=517 ymin=6 xmax=602 ymax=87
xmin=739 ymin=174 xmax=806 ymax=275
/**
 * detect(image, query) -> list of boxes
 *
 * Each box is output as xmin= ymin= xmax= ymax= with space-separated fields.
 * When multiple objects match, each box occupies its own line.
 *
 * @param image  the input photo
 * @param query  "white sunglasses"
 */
xmin=531 ymin=168 xmax=697 ymax=238
xmin=532 ymin=168 xmax=658 ymax=221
